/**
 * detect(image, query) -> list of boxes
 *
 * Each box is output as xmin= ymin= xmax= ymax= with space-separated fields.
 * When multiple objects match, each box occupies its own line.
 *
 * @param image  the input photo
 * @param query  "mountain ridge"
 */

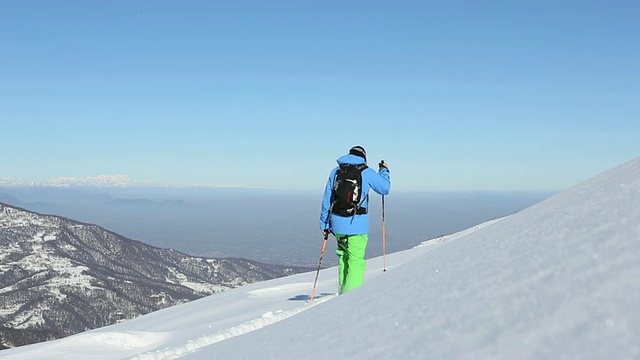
xmin=0 ymin=202 xmax=310 ymax=349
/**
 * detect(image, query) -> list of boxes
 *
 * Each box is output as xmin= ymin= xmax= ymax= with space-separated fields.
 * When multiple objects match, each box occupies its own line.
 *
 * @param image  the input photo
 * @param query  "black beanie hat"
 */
xmin=349 ymin=145 xmax=367 ymax=161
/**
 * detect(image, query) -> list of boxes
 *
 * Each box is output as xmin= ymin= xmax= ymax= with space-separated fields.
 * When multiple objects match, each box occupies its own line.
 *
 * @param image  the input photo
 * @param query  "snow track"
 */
xmin=131 ymin=295 xmax=336 ymax=360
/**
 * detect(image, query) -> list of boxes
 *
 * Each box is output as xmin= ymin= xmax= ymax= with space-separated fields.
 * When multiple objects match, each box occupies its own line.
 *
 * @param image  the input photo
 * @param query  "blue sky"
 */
xmin=1 ymin=1 xmax=638 ymax=191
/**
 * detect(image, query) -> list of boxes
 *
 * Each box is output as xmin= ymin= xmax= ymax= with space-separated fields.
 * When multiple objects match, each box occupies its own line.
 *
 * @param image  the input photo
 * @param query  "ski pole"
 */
xmin=310 ymin=231 xmax=329 ymax=303
xmin=382 ymin=195 xmax=387 ymax=272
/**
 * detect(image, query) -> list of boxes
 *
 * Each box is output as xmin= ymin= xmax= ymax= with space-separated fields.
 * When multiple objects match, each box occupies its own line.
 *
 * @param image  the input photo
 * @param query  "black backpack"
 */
xmin=330 ymin=163 xmax=368 ymax=217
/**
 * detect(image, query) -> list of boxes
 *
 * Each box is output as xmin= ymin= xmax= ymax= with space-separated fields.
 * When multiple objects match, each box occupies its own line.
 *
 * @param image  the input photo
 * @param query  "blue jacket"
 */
xmin=320 ymin=154 xmax=391 ymax=235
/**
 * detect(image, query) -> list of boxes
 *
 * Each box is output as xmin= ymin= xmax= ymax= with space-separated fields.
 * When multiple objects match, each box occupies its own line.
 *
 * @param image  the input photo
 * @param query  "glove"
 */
xmin=379 ymin=160 xmax=389 ymax=172
xmin=322 ymin=229 xmax=331 ymax=239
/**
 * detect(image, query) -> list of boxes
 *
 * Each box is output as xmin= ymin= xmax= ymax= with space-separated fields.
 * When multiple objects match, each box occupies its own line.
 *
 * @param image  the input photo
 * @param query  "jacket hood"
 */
xmin=337 ymin=154 xmax=367 ymax=166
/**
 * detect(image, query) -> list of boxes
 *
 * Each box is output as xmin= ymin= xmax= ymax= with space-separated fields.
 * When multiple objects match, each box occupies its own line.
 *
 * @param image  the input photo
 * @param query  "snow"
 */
xmin=1 ymin=157 xmax=640 ymax=359
xmin=6 ymin=303 xmax=47 ymax=329
xmin=165 ymin=267 xmax=227 ymax=294
xmin=0 ymin=304 xmax=22 ymax=318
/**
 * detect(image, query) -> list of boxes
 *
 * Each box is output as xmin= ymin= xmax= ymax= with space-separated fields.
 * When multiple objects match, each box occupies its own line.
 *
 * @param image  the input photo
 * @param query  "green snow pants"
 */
xmin=335 ymin=233 xmax=368 ymax=294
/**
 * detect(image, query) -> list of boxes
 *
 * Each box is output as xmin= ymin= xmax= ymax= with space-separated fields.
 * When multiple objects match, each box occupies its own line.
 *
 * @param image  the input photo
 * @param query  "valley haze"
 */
xmin=0 ymin=177 xmax=554 ymax=267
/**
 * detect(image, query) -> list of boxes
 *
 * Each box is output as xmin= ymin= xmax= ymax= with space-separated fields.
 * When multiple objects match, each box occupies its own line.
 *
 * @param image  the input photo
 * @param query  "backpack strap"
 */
xmin=353 ymin=164 xmax=369 ymax=215
xmin=355 ymin=162 xmax=368 ymax=192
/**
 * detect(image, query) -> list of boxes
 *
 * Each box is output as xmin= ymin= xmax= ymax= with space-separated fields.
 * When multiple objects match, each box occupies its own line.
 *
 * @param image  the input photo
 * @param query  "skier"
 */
xmin=320 ymin=145 xmax=390 ymax=294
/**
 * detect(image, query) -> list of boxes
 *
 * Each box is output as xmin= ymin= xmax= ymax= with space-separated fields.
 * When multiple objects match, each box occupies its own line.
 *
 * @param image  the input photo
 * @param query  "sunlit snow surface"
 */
xmin=2 ymin=157 xmax=639 ymax=360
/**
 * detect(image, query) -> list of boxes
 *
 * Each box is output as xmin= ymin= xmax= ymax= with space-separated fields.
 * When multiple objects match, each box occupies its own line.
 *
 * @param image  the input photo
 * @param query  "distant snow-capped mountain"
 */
xmin=0 ymin=176 xmax=262 ymax=189
xmin=0 ymin=202 xmax=309 ymax=349
xmin=46 ymin=175 xmax=154 ymax=187
xmin=0 ymin=179 xmax=39 ymax=187
xmin=0 ymin=175 xmax=154 ymax=188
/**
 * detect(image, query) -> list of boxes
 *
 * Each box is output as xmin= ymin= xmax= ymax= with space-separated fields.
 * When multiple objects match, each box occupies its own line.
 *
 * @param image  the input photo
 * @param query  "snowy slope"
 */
xmin=1 ymin=157 xmax=639 ymax=360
